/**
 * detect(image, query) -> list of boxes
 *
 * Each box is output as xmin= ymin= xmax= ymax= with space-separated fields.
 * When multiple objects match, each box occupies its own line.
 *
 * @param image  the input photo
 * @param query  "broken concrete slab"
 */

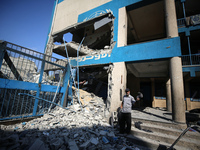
xmin=28 ymin=139 xmax=48 ymax=150
xmin=90 ymin=137 xmax=99 ymax=145
xmin=68 ymin=140 xmax=79 ymax=150
xmin=49 ymin=138 xmax=64 ymax=149
xmin=100 ymin=130 xmax=107 ymax=136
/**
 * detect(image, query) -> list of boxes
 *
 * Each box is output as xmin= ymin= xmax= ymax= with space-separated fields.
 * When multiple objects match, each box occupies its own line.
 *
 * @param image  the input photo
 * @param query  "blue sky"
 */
xmin=0 ymin=0 xmax=55 ymax=54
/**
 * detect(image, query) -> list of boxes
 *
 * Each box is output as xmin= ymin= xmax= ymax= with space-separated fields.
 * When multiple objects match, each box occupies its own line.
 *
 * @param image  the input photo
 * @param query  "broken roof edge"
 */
xmin=52 ymin=12 xmax=113 ymax=42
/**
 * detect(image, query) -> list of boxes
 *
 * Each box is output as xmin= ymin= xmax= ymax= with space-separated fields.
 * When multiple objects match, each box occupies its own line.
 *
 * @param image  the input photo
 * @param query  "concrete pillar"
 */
xmin=165 ymin=0 xmax=186 ymax=123
xmin=166 ymin=79 xmax=172 ymax=112
xmin=170 ymin=57 xmax=186 ymax=123
xmin=118 ymin=7 xmax=127 ymax=47
xmin=109 ymin=62 xmax=127 ymax=112
xmin=164 ymin=0 xmax=178 ymax=38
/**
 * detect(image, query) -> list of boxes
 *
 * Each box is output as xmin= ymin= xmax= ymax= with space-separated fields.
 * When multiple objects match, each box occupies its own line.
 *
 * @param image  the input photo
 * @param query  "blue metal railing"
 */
xmin=181 ymin=54 xmax=200 ymax=66
xmin=177 ymin=14 xmax=200 ymax=28
xmin=177 ymin=18 xmax=186 ymax=28
xmin=0 ymin=41 xmax=69 ymax=120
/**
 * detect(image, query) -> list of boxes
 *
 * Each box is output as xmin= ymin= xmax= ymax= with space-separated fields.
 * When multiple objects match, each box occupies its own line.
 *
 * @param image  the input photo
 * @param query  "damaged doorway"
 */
xmin=79 ymin=65 xmax=109 ymax=101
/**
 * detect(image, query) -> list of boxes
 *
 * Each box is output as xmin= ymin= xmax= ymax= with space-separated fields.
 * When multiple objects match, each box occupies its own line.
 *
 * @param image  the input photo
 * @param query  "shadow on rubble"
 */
xmin=0 ymin=122 xmax=152 ymax=150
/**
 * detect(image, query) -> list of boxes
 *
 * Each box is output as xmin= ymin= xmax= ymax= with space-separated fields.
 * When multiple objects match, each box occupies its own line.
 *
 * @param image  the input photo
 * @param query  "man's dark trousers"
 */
xmin=120 ymin=113 xmax=131 ymax=134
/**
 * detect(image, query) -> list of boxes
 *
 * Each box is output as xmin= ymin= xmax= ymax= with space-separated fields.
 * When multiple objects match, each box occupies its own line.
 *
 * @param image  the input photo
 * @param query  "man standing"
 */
xmin=120 ymin=88 xmax=140 ymax=134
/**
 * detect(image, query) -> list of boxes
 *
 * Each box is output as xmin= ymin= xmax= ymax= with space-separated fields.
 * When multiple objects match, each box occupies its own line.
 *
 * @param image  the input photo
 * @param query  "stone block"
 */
xmin=90 ymin=137 xmax=99 ymax=145
xmin=50 ymin=138 xmax=64 ymax=149
xmin=100 ymin=130 xmax=107 ymax=136
xmin=28 ymin=138 xmax=48 ymax=150
xmin=80 ymin=140 xmax=90 ymax=148
xmin=68 ymin=140 xmax=79 ymax=150
xmin=74 ymin=133 xmax=79 ymax=139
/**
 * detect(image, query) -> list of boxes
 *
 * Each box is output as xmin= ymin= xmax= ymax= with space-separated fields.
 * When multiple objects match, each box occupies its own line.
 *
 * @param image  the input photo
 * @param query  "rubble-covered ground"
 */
xmin=0 ymin=90 xmax=142 ymax=150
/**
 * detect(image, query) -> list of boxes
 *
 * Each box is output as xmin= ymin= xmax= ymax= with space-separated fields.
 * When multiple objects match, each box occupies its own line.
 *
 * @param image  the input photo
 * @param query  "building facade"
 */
xmin=45 ymin=0 xmax=200 ymax=124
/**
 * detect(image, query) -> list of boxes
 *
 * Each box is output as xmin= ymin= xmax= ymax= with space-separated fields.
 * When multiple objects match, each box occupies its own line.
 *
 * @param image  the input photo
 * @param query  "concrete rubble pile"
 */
xmin=0 ymin=90 xmax=140 ymax=150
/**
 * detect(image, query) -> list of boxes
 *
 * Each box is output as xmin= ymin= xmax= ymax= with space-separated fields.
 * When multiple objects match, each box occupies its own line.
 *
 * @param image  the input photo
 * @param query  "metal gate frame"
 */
xmin=0 ymin=41 xmax=70 ymax=121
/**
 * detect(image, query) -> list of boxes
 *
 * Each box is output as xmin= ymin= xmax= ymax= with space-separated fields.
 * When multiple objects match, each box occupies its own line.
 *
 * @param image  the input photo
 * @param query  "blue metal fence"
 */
xmin=0 ymin=41 xmax=69 ymax=120
xmin=181 ymin=54 xmax=200 ymax=66
xmin=177 ymin=18 xmax=186 ymax=28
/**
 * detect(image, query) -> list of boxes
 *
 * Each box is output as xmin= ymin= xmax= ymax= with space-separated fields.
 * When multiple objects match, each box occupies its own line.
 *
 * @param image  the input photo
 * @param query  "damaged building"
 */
xmin=45 ymin=0 xmax=200 ymax=120
xmin=1 ymin=0 xmax=200 ymax=149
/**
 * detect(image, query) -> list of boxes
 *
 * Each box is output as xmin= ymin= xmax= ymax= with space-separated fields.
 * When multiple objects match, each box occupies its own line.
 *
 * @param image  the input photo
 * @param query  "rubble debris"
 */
xmin=68 ymin=140 xmax=79 ymax=150
xmin=102 ymin=136 xmax=109 ymax=144
xmin=29 ymin=138 xmax=48 ymax=150
xmin=53 ymin=41 xmax=112 ymax=57
xmin=0 ymin=89 xmax=141 ymax=150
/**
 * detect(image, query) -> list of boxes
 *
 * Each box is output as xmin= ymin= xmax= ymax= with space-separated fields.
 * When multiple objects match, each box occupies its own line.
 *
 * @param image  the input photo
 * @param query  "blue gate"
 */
xmin=0 ymin=41 xmax=70 ymax=121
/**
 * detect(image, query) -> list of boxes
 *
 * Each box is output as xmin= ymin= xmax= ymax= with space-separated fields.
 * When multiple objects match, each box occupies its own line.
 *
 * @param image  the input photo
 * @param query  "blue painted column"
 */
xmin=181 ymin=0 xmax=187 ymax=25
xmin=61 ymin=64 xmax=71 ymax=107
xmin=32 ymin=59 xmax=45 ymax=116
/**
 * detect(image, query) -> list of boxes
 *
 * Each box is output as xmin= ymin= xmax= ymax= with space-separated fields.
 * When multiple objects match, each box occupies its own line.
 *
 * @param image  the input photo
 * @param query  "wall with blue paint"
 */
xmin=72 ymin=0 xmax=181 ymax=66
xmin=70 ymin=37 xmax=181 ymax=67
xmin=182 ymin=67 xmax=200 ymax=77
xmin=58 ymin=0 xmax=64 ymax=4
xmin=54 ymin=0 xmax=182 ymax=67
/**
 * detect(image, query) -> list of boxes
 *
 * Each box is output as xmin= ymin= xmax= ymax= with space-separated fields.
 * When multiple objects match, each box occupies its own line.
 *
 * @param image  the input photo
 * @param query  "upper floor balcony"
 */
xmin=181 ymin=53 xmax=200 ymax=66
xmin=177 ymin=14 xmax=200 ymax=28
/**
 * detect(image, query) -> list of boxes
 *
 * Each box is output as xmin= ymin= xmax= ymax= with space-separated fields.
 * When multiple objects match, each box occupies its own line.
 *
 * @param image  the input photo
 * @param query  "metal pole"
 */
xmin=77 ymin=36 xmax=85 ymax=108
xmin=187 ymin=36 xmax=192 ymax=65
xmin=63 ymin=38 xmax=82 ymax=110
xmin=182 ymin=2 xmax=187 ymax=25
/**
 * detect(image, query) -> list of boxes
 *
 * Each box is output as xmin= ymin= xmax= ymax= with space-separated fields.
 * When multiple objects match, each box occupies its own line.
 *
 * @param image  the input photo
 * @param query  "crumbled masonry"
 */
xmin=0 ymin=90 xmax=142 ymax=150
xmin=53 ymin=41 xmax=113 ymax=57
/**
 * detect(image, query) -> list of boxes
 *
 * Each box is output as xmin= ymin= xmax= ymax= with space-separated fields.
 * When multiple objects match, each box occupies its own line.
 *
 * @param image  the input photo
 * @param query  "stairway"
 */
xmin=128 ymin=118 xmax=200 ymax=150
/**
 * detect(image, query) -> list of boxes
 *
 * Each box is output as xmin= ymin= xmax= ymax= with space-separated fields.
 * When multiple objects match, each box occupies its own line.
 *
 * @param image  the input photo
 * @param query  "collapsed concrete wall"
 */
xmin=71 ymin=63 xmax=127 ymax=114
xmin=78 ymin=65 xmax=109 ymax=100
xmin=44 ymin=5 xmax=122 ymax=115
xmin=52 ymin=13 xmax=115 ymax=58
xmin=58 ymin=62 xmax=127 ymax=115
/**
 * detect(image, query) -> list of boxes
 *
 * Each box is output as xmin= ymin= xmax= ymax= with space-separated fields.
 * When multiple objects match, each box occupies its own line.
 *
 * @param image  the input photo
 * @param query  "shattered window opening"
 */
xmin=52 ymin=13 xmax=115 ymax=58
